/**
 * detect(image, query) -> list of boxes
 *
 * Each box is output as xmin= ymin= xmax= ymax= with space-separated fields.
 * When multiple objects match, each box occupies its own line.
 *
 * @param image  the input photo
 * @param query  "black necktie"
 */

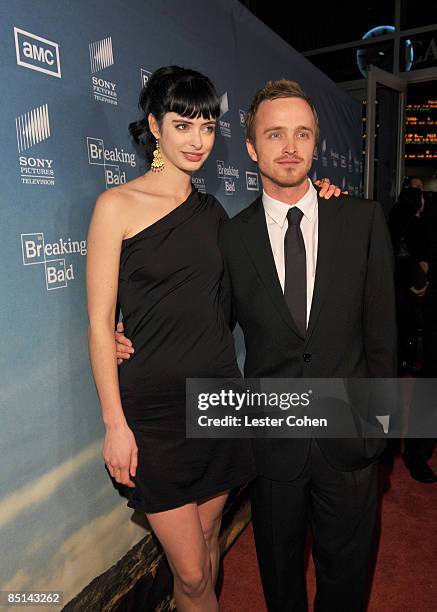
xmin=284 ymin=207 xmax=306 ymax=336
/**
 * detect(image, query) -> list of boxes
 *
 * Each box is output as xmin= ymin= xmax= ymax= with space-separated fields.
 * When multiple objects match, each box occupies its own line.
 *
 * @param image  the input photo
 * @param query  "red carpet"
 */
xmin=219 ymin=452 xmax=437 ymax=611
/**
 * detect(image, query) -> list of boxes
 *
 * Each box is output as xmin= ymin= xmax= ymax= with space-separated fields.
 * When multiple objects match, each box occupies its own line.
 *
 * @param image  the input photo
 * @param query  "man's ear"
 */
xmin=246 ymin=139 xmax=258 ymax=163
xmin=148 ymin=113 xmax=161 ymax=139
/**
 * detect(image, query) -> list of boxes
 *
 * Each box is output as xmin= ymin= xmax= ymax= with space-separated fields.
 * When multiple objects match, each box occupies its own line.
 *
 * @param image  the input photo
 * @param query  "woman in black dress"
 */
xmin=87 ymin=67 xmax=258 ymax=610
xmin=88 ymin=66 xmax=338 ymax=610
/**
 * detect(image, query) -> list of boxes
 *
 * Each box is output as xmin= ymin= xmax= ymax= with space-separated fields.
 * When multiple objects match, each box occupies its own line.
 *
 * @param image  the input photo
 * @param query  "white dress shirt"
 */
xmin=262 ymin=178 xmax=318 ymax=327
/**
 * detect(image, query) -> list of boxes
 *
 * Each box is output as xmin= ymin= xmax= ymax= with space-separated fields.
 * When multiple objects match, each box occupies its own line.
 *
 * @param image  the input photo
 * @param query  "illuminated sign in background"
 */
xmin=405 ymin=86 xmax=437 ymax=161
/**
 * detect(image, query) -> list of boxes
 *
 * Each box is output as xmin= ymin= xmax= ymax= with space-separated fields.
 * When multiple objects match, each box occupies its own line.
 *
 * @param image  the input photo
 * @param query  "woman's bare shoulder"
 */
xmin=97 ymin=175 xmax=167 ymax=208
xmin=93 ymin=179 xmax=147 ymax=225
xmin=97 ymin=177 xmax=141 ymax=203
xmin=90 ymin=182 xmax=142 ymax=240
xmin=93 ymin=176 xmax=173 ymax=241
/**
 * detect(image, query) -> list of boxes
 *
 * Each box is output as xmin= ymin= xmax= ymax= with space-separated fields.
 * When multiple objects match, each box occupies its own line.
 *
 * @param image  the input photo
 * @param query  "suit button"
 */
xmin=303 ymin=353 xmax=312 ymax=362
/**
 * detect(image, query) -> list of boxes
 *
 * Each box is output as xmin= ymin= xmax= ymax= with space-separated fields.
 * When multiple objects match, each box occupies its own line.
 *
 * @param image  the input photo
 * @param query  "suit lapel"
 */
xmin=305 ymin=195 xmax=344 ymax=344
xmin=239 ymin=197 xmax=304 ymax=338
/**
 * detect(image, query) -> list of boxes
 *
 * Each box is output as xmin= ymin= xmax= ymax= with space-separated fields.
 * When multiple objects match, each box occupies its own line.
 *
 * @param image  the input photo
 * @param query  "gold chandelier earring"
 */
xmin=151 ymin=138 xmax=164 ymax=172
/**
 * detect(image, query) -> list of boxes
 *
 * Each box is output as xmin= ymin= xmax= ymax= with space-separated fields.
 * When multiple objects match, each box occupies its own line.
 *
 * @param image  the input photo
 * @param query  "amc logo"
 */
xmin=14 ymin=27 xmax=61 ymax=78
xmin=246 ymin=171 xmax=259 ymax=191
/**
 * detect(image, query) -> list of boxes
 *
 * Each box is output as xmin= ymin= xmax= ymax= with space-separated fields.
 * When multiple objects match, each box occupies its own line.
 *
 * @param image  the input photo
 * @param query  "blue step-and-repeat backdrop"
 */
xmin=0 ymin=0 xmax=362 ymax=607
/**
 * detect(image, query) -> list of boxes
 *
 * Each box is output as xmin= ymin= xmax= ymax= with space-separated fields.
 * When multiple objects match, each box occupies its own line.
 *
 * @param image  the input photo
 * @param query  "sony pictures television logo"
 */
xmin=330 ymin=148 xmax=339 ymax=168
xmin=89 ymin=36 xmax=117 ymax=105
xmin=218 ymin=92 xmax=231 ymax=138
xmin=89 ymin=36 xmax=113 ymax=73
xmin=15 ymin=103 xmax=55 ymax=186
xmin=21 ymin=233 xmax=86 ymax=290
xmin=14 ymin=28 xmax=61 ymax=78
xmin=321 ymin=138 xmax=328 ymax=167
xmin=192 ymin=176 xmax=206 ymax=193
xmin=140 ymin=68 xmax=152 ymax=88
xmin=87 ymin=137 xmax=136 ymax=187
xmin=16 ymin=104 xmax=50 ymax=153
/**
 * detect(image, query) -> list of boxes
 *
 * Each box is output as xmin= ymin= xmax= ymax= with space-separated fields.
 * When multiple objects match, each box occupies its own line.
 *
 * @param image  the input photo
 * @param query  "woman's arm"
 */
xmin=218 ymin=218 xmax=237 ymax=331
xmin=86 ymin=190 xmax=137 ymax=488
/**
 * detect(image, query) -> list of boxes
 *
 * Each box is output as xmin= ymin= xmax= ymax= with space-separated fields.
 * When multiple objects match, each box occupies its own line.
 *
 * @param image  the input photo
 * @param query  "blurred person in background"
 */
xmin=402 ymin=175 xmax=424 ymax=191
xmin=389 ymin=187 xmax=428 ymax=375
xmin=403 ymin=191 xmax=437 ymax=483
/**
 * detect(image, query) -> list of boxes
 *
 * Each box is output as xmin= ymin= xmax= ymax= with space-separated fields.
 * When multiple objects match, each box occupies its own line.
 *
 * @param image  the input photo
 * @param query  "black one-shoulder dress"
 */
xmin=117 ymin=188 xmax=256 ymax=513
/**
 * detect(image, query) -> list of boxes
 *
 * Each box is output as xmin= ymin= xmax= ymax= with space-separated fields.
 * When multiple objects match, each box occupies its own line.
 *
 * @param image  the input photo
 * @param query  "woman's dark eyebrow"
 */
xmin=171 ymin=119 xmax=216 ymax=124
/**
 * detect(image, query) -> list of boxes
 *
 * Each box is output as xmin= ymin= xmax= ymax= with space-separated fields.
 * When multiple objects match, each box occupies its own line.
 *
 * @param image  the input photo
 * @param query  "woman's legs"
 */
xmin=198 ymin=490 xmax=229 ymax=587
xmin=146 ymin=493 xmax=228 ymax=611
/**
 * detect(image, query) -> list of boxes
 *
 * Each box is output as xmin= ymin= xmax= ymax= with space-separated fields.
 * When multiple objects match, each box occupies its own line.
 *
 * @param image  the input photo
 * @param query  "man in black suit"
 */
xmin=115 ymin=79 xmax=397 ymax=611
xmin=218 ymin=80 xmax=397 ymax=611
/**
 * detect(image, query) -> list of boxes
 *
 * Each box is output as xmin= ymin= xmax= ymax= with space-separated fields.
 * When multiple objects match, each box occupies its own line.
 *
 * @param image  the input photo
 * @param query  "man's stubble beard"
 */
xmin=258 ymin=160 xmax=310 ymax=189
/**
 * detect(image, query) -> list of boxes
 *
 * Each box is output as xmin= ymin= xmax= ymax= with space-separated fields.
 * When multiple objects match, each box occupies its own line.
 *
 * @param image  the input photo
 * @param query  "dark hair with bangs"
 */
xmin=129 ymin=66 xmax=220 ymax=164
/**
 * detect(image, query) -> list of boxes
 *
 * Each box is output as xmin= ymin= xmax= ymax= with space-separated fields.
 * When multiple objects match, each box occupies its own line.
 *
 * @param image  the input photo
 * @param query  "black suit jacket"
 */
xmin=220 ymin=193 xmax=397 ymax=479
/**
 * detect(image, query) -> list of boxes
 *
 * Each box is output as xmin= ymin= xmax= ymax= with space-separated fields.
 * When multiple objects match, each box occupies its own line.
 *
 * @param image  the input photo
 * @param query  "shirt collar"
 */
xmin=262 ymin=178 xmax=317 ymax=228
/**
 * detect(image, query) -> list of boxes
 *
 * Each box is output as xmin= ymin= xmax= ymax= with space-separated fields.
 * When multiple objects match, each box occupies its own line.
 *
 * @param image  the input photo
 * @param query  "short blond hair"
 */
xmin=245 ymin=79 xmax=320 ymax=144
